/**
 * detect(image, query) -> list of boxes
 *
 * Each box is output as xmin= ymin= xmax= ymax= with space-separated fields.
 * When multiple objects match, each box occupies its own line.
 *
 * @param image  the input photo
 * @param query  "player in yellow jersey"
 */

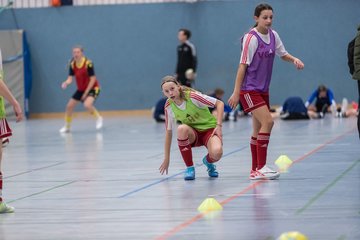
xmin=60 ymin=46 xmax=102 ymax=133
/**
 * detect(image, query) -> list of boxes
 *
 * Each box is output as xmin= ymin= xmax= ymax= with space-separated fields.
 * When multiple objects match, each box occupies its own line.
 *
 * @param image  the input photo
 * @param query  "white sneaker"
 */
xmin=59 ymin=126 xmax=70 ymax=133
xmin=249 ymin=170 xmax=258 ymax=180
xmin=253 ymin=165 xmax=280 ymax=180
xmin=0 ymin=202 xmax=15 ymax=213
xmin=330 ymin=103 xmax=337 ymax=116
xmin=341 ymin=98 xmax=348 ymax=116
xmin=96 ymin=116 xmax=103 ymax=130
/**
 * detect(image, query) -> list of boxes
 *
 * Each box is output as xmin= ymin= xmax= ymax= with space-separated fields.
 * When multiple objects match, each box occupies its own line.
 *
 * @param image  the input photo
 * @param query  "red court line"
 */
xmin=292 ymin=128 xmax=355 ymax=164
xmin=155 ymin=181 xmax=263 ymax=240
xmin=155 ymin=212 xmax=206 ymax=240
xmin=154 ymin=128 xmax=355 ymax=240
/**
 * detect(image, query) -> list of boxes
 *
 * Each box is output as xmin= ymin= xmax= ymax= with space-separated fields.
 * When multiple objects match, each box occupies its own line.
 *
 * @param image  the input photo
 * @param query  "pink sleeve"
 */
xmin=240 ymin=33 xmax=257 ymax=65
xmin=190 ymin=92 xmax=217 ymax=108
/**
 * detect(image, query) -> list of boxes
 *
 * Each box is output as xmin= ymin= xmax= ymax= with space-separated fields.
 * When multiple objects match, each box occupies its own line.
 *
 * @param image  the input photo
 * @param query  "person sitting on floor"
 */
xmin=279 ymin=96 xmax=310 ymax=120
xmin=305 ymin=84 xmax=337 ymax=118
xmin=208 ymin=88 xmax=234 ymax=121
xmin=153 ymin=97 xmax=167 ymax=122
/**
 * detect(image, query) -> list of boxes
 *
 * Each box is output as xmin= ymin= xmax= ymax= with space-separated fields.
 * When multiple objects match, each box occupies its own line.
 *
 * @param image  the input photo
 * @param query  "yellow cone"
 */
xmin=278 ymin=231 xmax=308 ymax=240
xmin=197 ymin=197 xmax=223 ymax=212
xmin=275 ymin=155 xmax=293 ymax=172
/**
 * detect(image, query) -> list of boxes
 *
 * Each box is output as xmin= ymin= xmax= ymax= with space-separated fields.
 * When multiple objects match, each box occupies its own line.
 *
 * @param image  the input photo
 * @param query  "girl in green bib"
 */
xmin=0 ymin=49 xmax=23 ymax=213
xmin=159 ymin=76 xmax=224 ymax=180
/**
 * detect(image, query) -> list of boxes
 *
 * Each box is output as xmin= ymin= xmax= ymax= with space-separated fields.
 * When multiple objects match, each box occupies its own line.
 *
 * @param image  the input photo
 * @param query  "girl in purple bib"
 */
xmin=228 ymin=3 xmax=304 ymax=180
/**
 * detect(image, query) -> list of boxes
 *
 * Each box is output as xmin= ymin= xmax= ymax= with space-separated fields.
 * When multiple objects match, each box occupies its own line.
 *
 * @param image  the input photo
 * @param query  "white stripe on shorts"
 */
xmin=244 ymin=93 xmax=254 ymax=108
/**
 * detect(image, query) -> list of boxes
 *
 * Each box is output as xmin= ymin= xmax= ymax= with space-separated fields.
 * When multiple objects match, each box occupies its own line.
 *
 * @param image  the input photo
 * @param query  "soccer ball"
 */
xmin=185 ymin=68 xmax=196 ymax=80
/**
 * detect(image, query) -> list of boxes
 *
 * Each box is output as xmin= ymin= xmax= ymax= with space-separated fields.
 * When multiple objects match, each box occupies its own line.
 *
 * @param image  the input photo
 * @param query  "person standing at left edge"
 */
xmin=60 ymin=46 xmax=103 ymax=133
xmin=0 ymin=48 xmax=23 ymax=213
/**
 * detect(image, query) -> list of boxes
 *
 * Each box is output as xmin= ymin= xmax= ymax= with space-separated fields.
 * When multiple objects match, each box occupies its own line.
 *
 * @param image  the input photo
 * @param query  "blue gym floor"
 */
xmin=1 ymin=115 xmax=359 ymax=239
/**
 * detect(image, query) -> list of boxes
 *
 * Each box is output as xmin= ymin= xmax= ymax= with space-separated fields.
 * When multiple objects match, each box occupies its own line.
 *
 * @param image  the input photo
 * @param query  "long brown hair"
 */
xmin=253 ymin=3 xmax=273 ymax=27
xmin=161 ymin=75 xmax=197 ymax=101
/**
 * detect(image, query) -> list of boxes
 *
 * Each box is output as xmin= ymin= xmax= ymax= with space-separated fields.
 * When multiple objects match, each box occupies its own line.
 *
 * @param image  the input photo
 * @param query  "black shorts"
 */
xmin=72 ymin=88 xmax=100 ymax=102
xmin=315 ymin=98 xmax=330 ymax=113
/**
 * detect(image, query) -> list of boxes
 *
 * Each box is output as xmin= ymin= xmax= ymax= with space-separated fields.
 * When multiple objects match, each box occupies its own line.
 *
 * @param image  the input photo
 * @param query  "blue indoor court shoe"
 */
xmin=184 ymin=166 xmax=195 ymax=181
xmin=202 ymin=156 xmax=219 ymax=178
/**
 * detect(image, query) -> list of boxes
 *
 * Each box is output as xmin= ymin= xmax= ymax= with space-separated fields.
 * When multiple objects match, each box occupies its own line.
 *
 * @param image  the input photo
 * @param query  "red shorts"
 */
xmin=0 ymin=118 xmax=12 ymax=139
xmin=191 ymin=128 xmax=216 ymax=148
xmin=240 ymin=91 xmax=270 ymax=113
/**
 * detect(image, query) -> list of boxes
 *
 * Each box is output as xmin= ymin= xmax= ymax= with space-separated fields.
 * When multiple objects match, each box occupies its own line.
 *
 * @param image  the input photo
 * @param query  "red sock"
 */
xmin=178 ymin=138 xmax=193 ymax=167
xmin=257 ymin=133 xmax=270 ymax=170
xmin=206 ymin=154 xmax=217 ymax=163
xmin=0 ymin=172 xmax=3 ymax=202
xmin=250 ymin=136 xmax=257 ymax=171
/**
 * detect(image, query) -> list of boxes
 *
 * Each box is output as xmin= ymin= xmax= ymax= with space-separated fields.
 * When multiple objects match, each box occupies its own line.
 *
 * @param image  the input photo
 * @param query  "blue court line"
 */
xmin=296 ymin=157 xmax=360 ymax=215
xmin=154 ymin=129 xmax=356 ymax=240
xmin=4 ymin=162 xmax=66 ymax=179
xmin=119 ymin=122 xmax=315 ymax=198
xmin=118 ymin=146 xmax=248 ymax=198
xmin=146 ymin=122 xmax=309 ymax=159
xmin=146 ymin=128 xmax=246 ymax=159
xmin=7 ymin=181 xmax=78 ymax=204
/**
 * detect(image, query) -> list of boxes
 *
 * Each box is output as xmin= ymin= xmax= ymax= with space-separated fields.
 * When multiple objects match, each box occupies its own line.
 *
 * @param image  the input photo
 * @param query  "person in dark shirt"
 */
xmin=176 ymin=29 xmax=197 ymax=87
